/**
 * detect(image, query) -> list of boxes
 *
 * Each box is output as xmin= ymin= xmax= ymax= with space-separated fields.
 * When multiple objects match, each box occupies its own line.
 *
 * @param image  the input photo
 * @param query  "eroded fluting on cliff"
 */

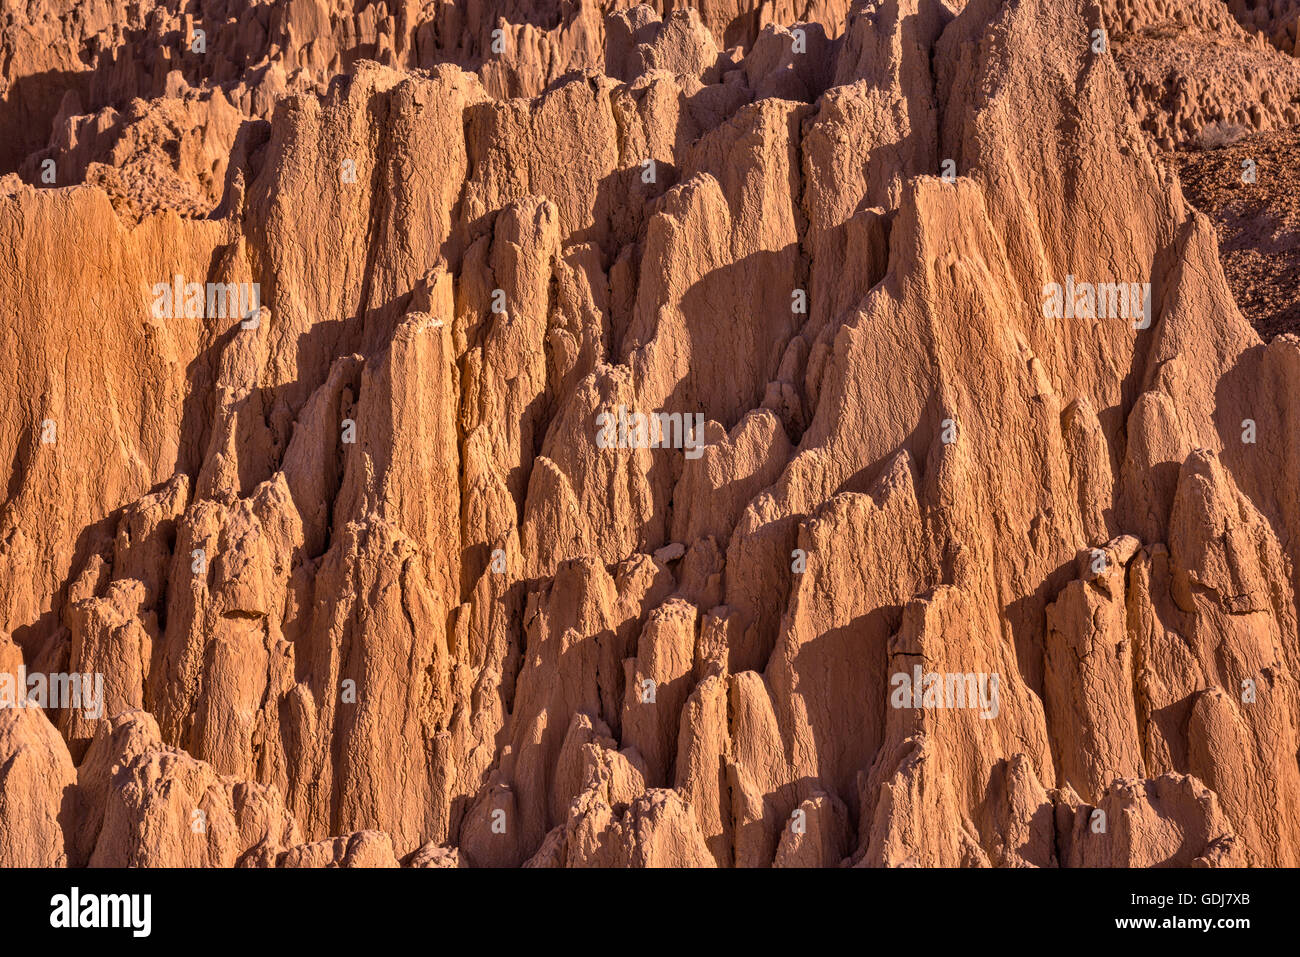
xmin=1 ymin=0 xmax=1299 ymax=868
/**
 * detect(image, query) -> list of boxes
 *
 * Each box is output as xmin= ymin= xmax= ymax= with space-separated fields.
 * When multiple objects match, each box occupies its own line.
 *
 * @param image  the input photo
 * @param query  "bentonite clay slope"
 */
xmin=1105 ymin=0 xmax=1300 ymax=151
xmin=1 ymin=0 xmax=1299 ymax=868
xmin=1173 ymin=125 xmax=1300 ymax=340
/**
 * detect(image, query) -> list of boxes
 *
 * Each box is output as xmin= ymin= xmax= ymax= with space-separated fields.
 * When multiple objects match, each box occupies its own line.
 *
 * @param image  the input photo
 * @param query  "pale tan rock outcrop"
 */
xmin=84 ymin=711 xmax=302 ymax=867
xmin=0 ymin=705 xmax=76 ymax=866
xmin=1057 ymin=774 xmax=1246 ymax=867
xmin=276 ymin=830 xmax=399 ymax=868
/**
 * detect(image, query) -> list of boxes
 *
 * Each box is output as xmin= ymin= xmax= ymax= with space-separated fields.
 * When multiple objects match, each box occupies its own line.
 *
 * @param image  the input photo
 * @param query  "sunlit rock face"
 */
xmin=1 ymin=0 xmax=1299 ymax=869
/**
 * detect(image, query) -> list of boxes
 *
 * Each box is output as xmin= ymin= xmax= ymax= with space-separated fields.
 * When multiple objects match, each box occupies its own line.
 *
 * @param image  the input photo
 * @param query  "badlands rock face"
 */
xmin=1 ymin=0 xmax=1298 ymax=868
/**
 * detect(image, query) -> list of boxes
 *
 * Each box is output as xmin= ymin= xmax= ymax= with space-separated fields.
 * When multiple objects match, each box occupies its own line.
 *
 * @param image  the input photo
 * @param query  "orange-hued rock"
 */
xmin=0 ymin=705 xmax=76 ymax=866
xmin=2 ymin=0 xmax=1299 ymax=869
xmin=81 ymin=711 xmax=302 ymax=867
xmin=1104 ymin=0 xmax=1300 ymax=151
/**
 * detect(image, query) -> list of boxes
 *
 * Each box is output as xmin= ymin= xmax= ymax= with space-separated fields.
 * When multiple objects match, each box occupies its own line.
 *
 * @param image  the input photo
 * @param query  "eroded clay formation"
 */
xmin=1 ymin=0 xmax=1298 ymax=868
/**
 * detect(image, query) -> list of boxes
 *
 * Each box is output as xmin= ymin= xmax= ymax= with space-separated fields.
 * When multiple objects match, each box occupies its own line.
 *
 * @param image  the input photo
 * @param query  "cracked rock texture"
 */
xmin=2 ymin=0 xmax=1299 ymax=867
xmin=1107 ymin=0 xmax=1300 ymax=151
